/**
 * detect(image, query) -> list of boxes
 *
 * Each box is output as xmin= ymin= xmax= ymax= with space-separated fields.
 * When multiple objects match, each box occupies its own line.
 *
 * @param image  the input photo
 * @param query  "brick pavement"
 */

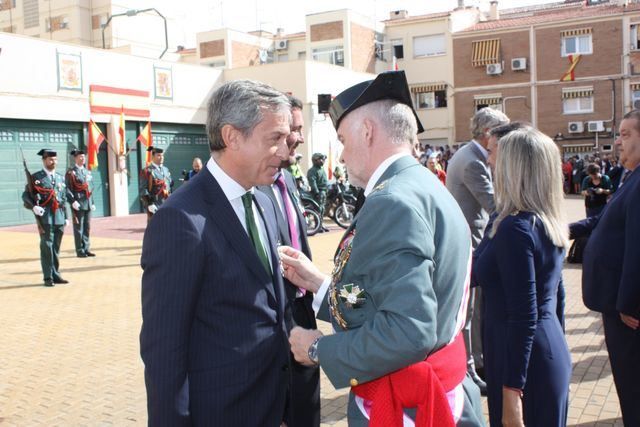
xmin=0 ymin=196 xmax=623 ymax=426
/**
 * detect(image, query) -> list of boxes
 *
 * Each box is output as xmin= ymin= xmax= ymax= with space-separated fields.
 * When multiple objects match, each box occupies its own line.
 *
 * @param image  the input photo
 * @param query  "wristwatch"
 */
xmin=308 ymin=336 xmax=322 ymax=365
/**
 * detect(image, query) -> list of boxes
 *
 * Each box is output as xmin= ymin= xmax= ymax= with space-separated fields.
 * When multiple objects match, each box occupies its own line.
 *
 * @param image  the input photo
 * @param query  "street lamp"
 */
xmin=102 ymin=8 xmax=168 ymax=59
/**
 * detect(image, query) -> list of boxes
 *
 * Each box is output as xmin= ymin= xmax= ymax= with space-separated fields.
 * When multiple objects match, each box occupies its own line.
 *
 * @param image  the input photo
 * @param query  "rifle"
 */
xmin=19 ymin=145 xmax=44 ymax=234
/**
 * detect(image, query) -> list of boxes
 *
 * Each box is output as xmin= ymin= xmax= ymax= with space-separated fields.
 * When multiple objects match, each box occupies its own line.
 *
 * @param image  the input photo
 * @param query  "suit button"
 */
xmin=281 ymin=364 xmax=289 ymax=372
xmin=350 ymin=378 xmax=358 ymax=386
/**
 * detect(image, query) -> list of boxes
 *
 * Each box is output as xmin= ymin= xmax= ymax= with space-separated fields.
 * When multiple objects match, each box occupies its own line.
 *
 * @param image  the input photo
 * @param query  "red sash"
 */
xmin=33 ymin=182 xmax=59 ymax=213
xmin=352 ymin=332 xmax=466 ymax=427
xmin=67 ymin=171 xmax=91 ymax=199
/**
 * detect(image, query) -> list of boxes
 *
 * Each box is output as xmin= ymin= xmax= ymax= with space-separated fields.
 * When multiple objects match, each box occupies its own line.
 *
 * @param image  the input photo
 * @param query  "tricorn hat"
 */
xmin=328 ymin=70 xmax=424 ymax=134
xmin=37 ymin=149 xmax=57 ymax=158
xmin=147 ymin=146 xmax=164 ymax=154
xmin=70 ymin=149 xmax=85 ymax=156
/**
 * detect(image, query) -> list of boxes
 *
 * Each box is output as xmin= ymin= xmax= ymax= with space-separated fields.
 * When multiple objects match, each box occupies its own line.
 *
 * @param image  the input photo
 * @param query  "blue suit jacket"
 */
xmin=581 ymin=168 xmax=640 ymax=317
xmin=140 ymin=167 xmax=290 ymax=427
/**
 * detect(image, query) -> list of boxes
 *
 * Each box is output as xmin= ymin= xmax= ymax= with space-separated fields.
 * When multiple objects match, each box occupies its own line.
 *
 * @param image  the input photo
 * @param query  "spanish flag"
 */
xmin=561 ymin=54 xmax=582 ymax=82
xmin=88 ymin=120 xmax=105 ymax=170
xmin=137 ymin=121 xmax=153 ymax=166
xmin=118 ymin=105 xmax=126 ymax=156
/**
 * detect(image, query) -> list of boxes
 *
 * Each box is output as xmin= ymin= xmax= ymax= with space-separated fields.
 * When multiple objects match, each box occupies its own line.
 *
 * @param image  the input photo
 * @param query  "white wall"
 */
xmin=0 ymin=32 xmax=223 ymax=125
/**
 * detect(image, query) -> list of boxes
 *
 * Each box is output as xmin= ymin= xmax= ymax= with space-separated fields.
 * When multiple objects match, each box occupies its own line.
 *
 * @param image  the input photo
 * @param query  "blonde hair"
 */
xmin=490 ymin=128 xmax=569 ymax=249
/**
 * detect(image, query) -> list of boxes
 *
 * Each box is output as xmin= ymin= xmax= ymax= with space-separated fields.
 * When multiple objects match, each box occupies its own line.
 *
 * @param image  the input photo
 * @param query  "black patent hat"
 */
xmin=328 ymin=70 xmax=424 ymax=134
xmin=147 ymin=146 xmax=164 ymax=154
xmin=70 ymin=149 xmax=85 ymax=156
xmin=37 ymin=148 xmax=57 ymax=158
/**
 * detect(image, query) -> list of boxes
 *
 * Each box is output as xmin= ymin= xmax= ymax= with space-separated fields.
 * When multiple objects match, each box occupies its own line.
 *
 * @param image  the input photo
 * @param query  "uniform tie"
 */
xmin=274 ymin=174 xmax=301 ymax=250
xmin=241 ymin=192 xmax=271 ymax=274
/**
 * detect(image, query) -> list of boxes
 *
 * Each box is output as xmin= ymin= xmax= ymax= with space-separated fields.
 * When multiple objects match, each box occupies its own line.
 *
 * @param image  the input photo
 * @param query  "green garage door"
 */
xmin=151 ymin=123 xmax=209 ymax=193
xmin=0 ymin=119 xmax=110 ymax=226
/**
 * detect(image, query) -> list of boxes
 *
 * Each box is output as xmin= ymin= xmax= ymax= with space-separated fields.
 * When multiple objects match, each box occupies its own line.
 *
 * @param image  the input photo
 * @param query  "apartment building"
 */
xmin=452 ymin=0 xmax=640 ymax=157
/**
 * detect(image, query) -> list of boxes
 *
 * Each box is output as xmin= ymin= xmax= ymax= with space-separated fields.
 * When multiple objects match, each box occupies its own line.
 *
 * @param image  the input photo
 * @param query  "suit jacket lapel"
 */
xmin=200 ymin=168 xmax=274 ymax=286
xmin=257 ymin=185 xmax=291 ymax=247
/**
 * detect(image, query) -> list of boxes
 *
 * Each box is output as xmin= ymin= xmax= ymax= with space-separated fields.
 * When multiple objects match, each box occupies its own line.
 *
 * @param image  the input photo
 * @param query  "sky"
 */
xmin=133 ymin=0 xmax=561 ymax=49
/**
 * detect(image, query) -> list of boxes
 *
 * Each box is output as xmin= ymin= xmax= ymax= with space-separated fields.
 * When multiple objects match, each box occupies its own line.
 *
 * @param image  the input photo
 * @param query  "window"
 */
xmin=298 ymin=51 xmax=306 ymax=60
xmin=560 ymin=28 xmax=592 ymax=56
xmin=631 ymin=25 xmax=640 ymax=50
xmin=412 ymin=84 xmax=447 ymax=109
xmin=208 ymin=61 xmax=226 ymax=69
xmin=391 ymin=39 xmax=404 ymax=59
xmin=563 ymin=97 xmax=593 ymax=114
xmin=22 ymin=0 xmax=39 ymax=29
xmin=471 ymin=38 xmax=500 ymax=67
xmin=632 ymin=85 xmax=640 ymax=109
xmin=312 ymin=46 xmax=344 ymax=66
xmin=474 ymin=95 xmax=503 ymax=111
xmin=413 ymin=34 xmax=446 ymax=58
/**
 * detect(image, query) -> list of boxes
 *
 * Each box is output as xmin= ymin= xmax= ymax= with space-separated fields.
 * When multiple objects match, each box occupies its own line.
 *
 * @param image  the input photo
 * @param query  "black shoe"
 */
xmin=470 ymin=372 xmax=487 ymax=396
xmin=476 ymin=366 xmax=485 ymax=381
xmin=53 ymin=277 xmax=69 ymax=284
xmin=44 ymin=279 xmax=54 ymax=287
xmin=321 ymin=226 xmax=330 ymax=232
xmin=77 ymin=253 xmax=87 ymax=258
xmin=85 ymin=252 xmax=96 ymax=257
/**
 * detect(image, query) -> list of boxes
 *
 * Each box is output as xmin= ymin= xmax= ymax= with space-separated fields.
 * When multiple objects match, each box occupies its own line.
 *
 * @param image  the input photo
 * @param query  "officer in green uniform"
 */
xmin=65 ymin=149 xmax=96 ymax=258
xmin=307 ymin=152 xmax=329 ymax=231
xmin=22 ymin=149 xmax=69 ymax=287
xmin=139 ymin=146 xmax=173 ymax=221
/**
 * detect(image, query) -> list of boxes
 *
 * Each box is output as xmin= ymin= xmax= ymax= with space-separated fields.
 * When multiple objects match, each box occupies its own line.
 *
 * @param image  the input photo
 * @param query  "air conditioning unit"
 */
xmin=511 ymin=57 xmax=527 ymax=71
xmin=276 ymin=40 xmax=288 ymax=50
xmin=587 ymin=120 xmax=605 ymax=132
xmin=486 ymin=63 xmax=503 ymax=75
xmin=568 ymin=121 xmax=584 ymax=133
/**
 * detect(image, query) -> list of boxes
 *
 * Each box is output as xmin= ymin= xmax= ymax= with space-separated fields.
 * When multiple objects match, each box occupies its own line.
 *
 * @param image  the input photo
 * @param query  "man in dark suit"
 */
xmin=140 ymin=80 xmax=293 ymax=426
xmin=571 ymin=110 xmax=640 ymax=426
xmin=257 ymin=95 xmax=320 ymax=427
xmin=446 ymin=107 xmax=509 ymax=393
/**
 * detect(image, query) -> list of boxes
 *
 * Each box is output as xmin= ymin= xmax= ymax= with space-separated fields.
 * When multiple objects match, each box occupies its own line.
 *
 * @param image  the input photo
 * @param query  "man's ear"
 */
xmin=221 ymin=124 xmax=240 ymax=150
xmin=362 ymin=118 xmax=375 ymax=147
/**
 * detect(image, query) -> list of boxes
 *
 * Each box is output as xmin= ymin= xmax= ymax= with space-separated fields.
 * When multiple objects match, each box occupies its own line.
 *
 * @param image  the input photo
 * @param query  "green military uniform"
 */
xmin=65 ymin=155 xmax=95 ymax=257
xmin=307 ymin=155 xmax=328 ymax=220
xmin=22 ymin=150 xmax=68 ymax=286
xmin=139 ymin=161 xmax=172 ymax=219
xmin=317 ymin=156 xmax=484 ymax=426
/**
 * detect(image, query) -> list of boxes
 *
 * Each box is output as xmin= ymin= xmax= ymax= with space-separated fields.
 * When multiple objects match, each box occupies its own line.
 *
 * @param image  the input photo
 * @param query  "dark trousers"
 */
xmin=602 ymin=312 xmax=640 ymax=426
xmin=285 ymin=296 xmax=320 ymax=427
xmin=464 ymin=287 xmax=484 ymax=373
xmin=71 ymin=209 xmax=91 ymax=255
xmin=314 ymin=191 xmax=327 ymax=222
xmin=40 ymin=224 xmax=64 ymax=281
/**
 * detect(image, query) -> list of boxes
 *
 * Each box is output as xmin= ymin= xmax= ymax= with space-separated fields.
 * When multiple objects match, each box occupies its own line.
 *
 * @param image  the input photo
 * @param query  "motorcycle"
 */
xmin=300 ymin=182 xmax=355 ymax=231
xmin=298 ymin=192 xmax=322 ymax=236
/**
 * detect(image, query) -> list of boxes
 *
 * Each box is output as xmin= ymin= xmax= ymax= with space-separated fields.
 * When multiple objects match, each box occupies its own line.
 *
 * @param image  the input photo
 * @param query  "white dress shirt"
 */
xmin=206 ymin=157 xmax=272 ymax=265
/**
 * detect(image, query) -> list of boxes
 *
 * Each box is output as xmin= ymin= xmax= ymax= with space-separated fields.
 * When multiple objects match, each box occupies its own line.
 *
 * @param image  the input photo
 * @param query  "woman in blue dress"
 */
xmin=474 ymin=128 xmax=572 ymax=427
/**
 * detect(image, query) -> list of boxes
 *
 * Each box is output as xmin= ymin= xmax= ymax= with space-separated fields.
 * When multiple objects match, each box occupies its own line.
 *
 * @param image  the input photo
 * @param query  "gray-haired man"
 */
xmin=446 ymin=107 xmax=510 ymax=394
xmin=140 ymin=80 xmax=293 ymax=426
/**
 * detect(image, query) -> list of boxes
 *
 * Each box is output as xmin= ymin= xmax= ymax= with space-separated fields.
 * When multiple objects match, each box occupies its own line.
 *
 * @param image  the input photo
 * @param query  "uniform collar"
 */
xmin=364 ymin=153 xmax=410 ymax=196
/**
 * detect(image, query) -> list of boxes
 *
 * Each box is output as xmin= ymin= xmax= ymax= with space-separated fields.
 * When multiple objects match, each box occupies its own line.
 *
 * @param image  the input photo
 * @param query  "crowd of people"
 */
xmin=21 ymin=69 xmax=638 ymax=426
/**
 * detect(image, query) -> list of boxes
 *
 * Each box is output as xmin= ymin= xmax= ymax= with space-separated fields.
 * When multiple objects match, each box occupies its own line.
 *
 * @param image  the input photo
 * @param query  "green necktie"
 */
xmin=241 ymin=192 xmax=271 ymax=274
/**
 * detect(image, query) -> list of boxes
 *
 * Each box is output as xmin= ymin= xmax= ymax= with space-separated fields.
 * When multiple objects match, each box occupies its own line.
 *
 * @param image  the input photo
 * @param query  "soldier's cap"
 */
xmin=295 ymin=153 xmax=303 ymax=159
xmin=328 ymin=70 xmax=424 ymax=134
xmin=70 ymin=149 xmax=85 ymax=156
xmin=37 ymin=149 xmax=57 ymax=158
xmin=147 ymin=146 xmax=164 ymax=154
xmin=312 ymin=153 xmax=326 ymax=160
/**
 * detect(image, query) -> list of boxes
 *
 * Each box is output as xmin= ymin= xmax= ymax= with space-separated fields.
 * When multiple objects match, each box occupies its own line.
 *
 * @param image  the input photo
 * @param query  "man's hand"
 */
xmin=64 ymin=219 xmax=69 ymax=227
xmin=278 ymin=246 xmax=327 ymax=293
xmin=90 ymin=204 xmax=96 ymax=211
xmin=148 ymin=204 xmax=158 ymax=214
xmin=620 ymin=313 xmax=639 ymax=330
xmin=502 ymin=387 xmax=524 ymax=427
xmin=72 ymin=201 xmax=80 ymax=211
xmin=32 ymin=206 xmax=45 ymax=216
xmin=289 ymin=327 xmax=323 ymax=366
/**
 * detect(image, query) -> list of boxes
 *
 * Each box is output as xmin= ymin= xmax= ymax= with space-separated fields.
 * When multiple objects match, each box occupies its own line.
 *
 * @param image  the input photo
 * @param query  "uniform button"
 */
xmin=350 ymin=378 xmax=358 ymax=387
xmin=281 ymin=364 xmax=289 ymax=372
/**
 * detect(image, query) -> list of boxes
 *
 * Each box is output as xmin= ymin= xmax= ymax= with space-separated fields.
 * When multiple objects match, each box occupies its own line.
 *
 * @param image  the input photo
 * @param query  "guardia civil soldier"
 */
xmin=139 ymin=146 xmax=173 ymax=221
xmin=22 ymin=149 xmax=69 ymax=287
xmin=307 ymin=152 xmax=329 ymax=231
xmin=65 ymin=149 xmax=96 ymax=258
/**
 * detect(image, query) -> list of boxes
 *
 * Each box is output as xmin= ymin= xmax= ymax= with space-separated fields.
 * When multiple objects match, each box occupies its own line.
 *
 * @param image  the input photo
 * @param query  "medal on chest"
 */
xmin=329 ymin=228 xmax=357 ymax=330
